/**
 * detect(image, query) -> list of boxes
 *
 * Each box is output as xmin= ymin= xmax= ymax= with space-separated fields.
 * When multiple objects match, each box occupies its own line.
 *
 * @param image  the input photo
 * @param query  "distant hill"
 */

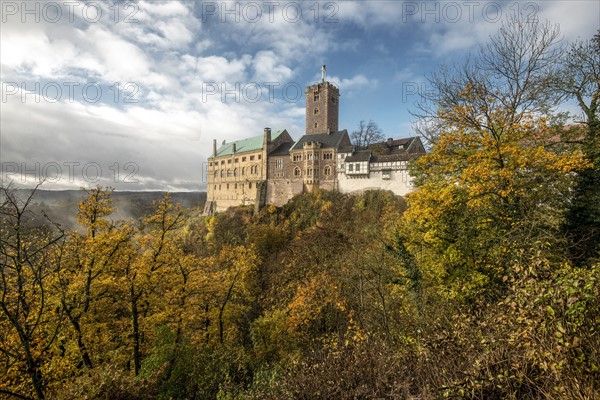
xmin=10 ymin=189 xmax=206 ymax=231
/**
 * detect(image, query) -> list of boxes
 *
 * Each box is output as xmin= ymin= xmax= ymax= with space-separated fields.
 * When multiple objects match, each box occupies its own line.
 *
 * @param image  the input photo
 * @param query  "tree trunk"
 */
xmin=131 ymin=286 xmax=141 ymax=376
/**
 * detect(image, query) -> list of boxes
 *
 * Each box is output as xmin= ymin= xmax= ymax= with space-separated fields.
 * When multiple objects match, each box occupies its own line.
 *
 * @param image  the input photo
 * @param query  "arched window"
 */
xmin=242 ymin=167 xmax=245 ymax=175
xmin=234 ymin=168 xmax=238 ymax=177
xmin=249 ymin=182 xmax=252 ymax=189
xmin=227 ymin=169 xmax=231 ymax=177
xmin=314 ymin=108 xmax=319 ymax=114
xmin=214 ymin=170 xmax=218 ymax=178
xmin=294 ymin=167 xmax=301 ymax=177
xmin=314 ymin=122 xmax=318 ymax=129
xmin=220 ymin=170 xmax=224 ymax=178
xmin=324 ymin=166 xmax=331 ymax=176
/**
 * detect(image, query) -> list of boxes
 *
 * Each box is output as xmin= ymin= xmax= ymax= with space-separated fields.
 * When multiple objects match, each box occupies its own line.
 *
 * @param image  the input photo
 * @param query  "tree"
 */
xmin=413 ymin=15 xmax=564 ymax=144
xmin=350 ymin=120 xmax=384 ymax=148
xmin=57 ymin=186 xmax=134 ymax=370
xmin=0 ymin=184 xmax=64 ymax=400
xmin=558 ymin=29 xmax=600 ymax=265
xmin=405 ymin=14 xmax=589 ymax=297
xmin=123 ymin=193 xmax=187 ymax=375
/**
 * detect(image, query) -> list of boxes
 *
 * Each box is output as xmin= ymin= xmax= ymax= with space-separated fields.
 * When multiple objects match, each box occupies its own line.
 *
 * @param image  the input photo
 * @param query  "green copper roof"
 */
xmin=214 ymin=130 xmax=285 ymax=157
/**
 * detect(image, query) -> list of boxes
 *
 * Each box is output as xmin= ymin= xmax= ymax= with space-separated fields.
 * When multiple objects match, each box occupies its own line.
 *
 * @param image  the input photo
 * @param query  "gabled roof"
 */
xmin=214 ymin=130 xmax=287 ymax=157
xmin=387 ymin=137 xmax=413 ymax=147
xmin=371 ymin=153 xmax=419 ymax=162
xmin=345 ymin=136 xmax=425 ymax=163
xmin=345 ymin=150 xmax=371 ymax=162
xmin=290 ymin=130 xmax=351 ymax=151
xmin=339 ymin=145 xmax=355 ymax=154
xmin=368 ymin=136 xmax=424 ymax=155
xmin=269 ymin=141 xmax=294 ymax=156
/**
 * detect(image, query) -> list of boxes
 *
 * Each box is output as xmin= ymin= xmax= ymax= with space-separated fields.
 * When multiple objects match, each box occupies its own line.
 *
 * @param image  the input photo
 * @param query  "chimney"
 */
xmin=212 ymin=139 xmax=217 ymax=157
xmin=232 ymin=143 xmax=237 ymax=153
xmin=264 ymin=127 xmax=272 ymax=146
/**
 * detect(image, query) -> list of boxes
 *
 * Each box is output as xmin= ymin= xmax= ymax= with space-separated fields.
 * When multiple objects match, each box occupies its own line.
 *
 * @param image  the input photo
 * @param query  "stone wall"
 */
xmin=337 ymin=167 xmax=414 ymax=197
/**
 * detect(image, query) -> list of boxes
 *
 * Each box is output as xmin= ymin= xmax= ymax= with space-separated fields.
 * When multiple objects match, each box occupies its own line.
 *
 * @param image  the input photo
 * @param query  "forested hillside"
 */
xmin=11 ymin=189 xmax=205 ymax=231
xmin=1 ymin=183 xmax=598 ymax=399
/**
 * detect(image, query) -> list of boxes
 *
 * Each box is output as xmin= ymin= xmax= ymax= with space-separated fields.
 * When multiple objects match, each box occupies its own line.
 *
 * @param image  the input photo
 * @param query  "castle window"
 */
xmin=314 ymin=122 xmax=318 ymax=129
xmin=323 ymin=153 xmax=332 ymax=160
xmin=221 ymin=160 xmax=225 ymax=165
xmin=307 ymin=168 xmax=313 ymax=176
xmin=314 ymin=93 xmax=319 ymax=101
xmin=219 ymin=184 xmax=221 ymax=190
xmin=228 ymin=159 xmax=232 ymax=164
xmin=294 ymin=167 xmax=301 ymax=177
xmin=227 ymin=184 xmax=229 ymax=189
xmin=209 ymin=162 xmax=212 ymax=167
xmin=276 ymin=159 xmax=283 ymax=169
xmin=249 ymin=182 xmax=252 ymax=189
xmin=220 ymin=170 xmax=224 ymax=178
xmin=234 ymin=158 xmax=238 ymax=163
xmin=234 ymin=168 xmax=238 ymax=177
xmin=307 ymin=153 xmax=313 ymax=161
xmin=250 ymin=155 xmax=255 ymax=161
xmin=314 ymin=108 xmax=319 ymax=115
xmin=348 ymin=164 xmax=353 ymax=172
xmin=235 ymin=183 xmax=237 ymax=189
xmin=214 ymin=170 xmax=218 ymax=178
xmin=227 ymin=169 xmax=232 ymax=177
xmin=214 ymin=185 xmax=216 ymax=190
xmin=293 ymin=154 xmax=302 ymax=162
xmin=324 ymin=166 xmax=331 ymax=176
xmin=331 ymin=97 xmax=336 ymax=104
xmin=258 ymin=154 xmax=261 ymax=160
xmin=242 ymin=157 xmax=246 ymax=162
xmin=355 ymin=163 xmax=360 ymax=172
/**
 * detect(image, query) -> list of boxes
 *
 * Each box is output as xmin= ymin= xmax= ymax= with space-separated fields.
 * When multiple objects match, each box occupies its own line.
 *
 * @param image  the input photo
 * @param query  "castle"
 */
xmin=203 ymin=66 xmax=425 ymax=214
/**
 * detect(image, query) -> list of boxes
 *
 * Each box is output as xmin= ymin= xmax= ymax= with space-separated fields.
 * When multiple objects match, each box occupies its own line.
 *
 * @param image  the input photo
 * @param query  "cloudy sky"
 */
xmin=1 ymin=0 xmax=598 ymax=191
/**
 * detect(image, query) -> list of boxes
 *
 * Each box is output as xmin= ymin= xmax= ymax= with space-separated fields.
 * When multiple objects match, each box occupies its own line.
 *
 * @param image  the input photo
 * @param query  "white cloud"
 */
xmin=251 ymin=51 xmax=294 ymax=82
xmin=328 ymin=74 xmax=377 ymax=92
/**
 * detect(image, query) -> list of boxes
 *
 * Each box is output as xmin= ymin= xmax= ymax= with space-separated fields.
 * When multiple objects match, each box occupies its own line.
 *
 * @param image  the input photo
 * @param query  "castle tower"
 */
xmin=305 ymin=65 xmax=340 ymax=135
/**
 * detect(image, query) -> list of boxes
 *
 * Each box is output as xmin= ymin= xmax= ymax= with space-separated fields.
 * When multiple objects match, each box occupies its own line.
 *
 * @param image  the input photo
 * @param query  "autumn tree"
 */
xmin=558 ymin=29 xmax=600 ymax=265
xmin=413 ymin=15 xmax=564 ymax=143
xmin=406 ymin=15 xmax=589 ymax=298
xmin=56 ymin=186 xmax=134 ymax=371
xmin=123 ymin=193 xmax=188 ymax=375
xmin=0 ymin=184 xmax=64 ymax=400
